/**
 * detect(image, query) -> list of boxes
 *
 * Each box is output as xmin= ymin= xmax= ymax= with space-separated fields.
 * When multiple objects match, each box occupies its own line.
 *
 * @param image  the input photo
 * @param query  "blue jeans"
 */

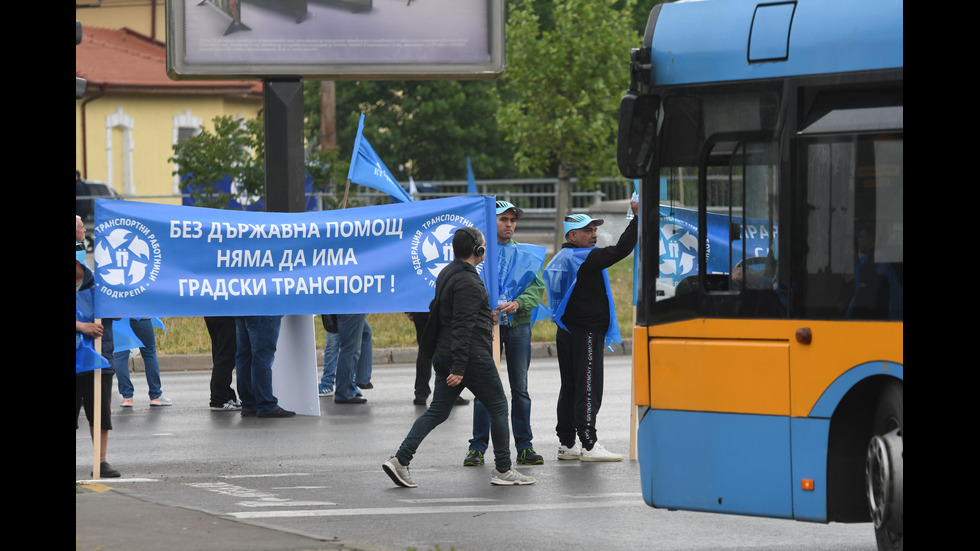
xmin=113 ymin=318 xmax=162 ymax=400
xmin=235 ymin=316 xmax=282 ymax=415
xmin=334 ymin=314 xmax=372 ymax=401
xmin=397 ymin=353 xmax=512 ymax=472
xmin=470 ymin=323 xmax=533 ymax=453
xmin=319 ymin=331 xmax=340 ymax=393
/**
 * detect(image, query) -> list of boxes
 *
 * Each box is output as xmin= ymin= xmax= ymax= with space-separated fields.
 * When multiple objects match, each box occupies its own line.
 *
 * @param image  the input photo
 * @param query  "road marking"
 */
xmin=228 ymin=499 xmax=643 ymax=519
xmin=397 ymin=498 xmax=497 ymax=504
xmin=566 ymin=492 xmax=643 ymax=499
xmin=237 ymin=500 xmax=337 ymax=507
xmin=221 ymin=473 xmax=310 ymax=479
xmin=75 ymin=478 xmax=158 ymax=484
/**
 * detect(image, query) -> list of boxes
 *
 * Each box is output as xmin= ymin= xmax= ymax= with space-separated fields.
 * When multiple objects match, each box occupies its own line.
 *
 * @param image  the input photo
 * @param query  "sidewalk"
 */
xmin=76 ymin=485 xmax=369 ymax=551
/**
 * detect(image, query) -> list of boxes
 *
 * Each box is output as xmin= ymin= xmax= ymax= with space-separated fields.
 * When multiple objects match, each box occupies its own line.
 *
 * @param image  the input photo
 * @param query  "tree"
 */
xmin=170 ymin=116 xmax=265 ymax=210
xmin=498 ymin=0 xmax=638 ymax=248
xmin=171 ymin=115 xmax=348 ymax=210
xmin=305 ymin=80 xmax=520 ymax=183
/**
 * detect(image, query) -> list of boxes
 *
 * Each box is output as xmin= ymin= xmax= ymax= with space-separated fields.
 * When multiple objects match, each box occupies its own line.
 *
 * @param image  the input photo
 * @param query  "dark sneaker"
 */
xmin=463 ymin=450 xmax=485 ymax=466
xmin=517 ymin=448 xmax=544 ymax=465
xmin=454 ymin=396 xmax=470 ymax=406
xmin=335 ymin=397 xmax=368 ymax=404
xmin=413 ymin=396 xmax=427 ymax=406
xmin=257 ymin=407 xmax=296 ymax=418
xmin=383 ymin=457 xmax=417 ymax=488
xmin=92 ymin=462 xmax=120 ymax=478
xmin=356 ymin=382 xmax=374 ymax=390
xmin=240 ymin=410 xmax=256 ymax=417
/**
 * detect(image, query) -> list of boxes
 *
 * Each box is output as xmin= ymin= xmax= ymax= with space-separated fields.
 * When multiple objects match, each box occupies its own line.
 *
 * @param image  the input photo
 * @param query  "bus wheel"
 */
xmin=866 ymin=380 xmax=903 ymax=551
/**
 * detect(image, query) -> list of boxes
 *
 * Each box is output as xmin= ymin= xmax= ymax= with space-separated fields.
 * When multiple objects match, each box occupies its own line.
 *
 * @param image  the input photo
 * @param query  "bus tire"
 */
xmin=867 ymin=379 xmax=903 ymax=551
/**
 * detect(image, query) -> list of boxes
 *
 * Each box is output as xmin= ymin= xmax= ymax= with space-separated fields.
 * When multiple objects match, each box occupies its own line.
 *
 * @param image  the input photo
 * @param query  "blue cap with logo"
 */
xmin=563 ymin=213 xmax=604 ymax=235
xmin=495 ymin=200 xmax=524 ymax=218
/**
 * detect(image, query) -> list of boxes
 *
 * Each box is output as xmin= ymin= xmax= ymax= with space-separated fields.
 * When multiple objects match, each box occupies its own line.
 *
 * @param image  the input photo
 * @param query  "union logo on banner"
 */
xmin=93 ymin=218 xmax=163 ymax=295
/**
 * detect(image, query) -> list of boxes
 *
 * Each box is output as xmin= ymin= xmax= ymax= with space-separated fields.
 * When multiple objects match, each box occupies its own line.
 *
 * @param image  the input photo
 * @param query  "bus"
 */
xmin=617 ymin=0 xmax=903 ymax=549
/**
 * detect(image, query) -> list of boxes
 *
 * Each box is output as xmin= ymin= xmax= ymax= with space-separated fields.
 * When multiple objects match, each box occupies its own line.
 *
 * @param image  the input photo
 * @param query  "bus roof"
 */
xmin=645 ymin=0 xmax=903 ymax=87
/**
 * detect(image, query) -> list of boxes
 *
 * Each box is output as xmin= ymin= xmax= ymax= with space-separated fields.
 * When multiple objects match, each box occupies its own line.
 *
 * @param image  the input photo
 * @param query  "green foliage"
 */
xmin=170 ymin=116 xmax=265 ymax=210
xmin=498 ymin=0 xmax=639 ymax=188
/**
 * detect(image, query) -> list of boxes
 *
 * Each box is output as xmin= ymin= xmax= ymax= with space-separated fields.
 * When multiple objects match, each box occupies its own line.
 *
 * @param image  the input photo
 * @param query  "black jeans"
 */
xmin=396 ymin=353 xmax=512 ymax=472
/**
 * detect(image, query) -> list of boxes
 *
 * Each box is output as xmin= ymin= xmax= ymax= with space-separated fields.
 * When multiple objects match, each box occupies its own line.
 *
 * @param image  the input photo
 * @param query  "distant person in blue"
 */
xmin=76 ymin=215 xmax=120 ymax=477
xmin=114 ymin=318 xmax=171 ymax=408
xmin=464 ymin=201 xmax=545 ymax=467
xmin=545 ymin=201 xmax=638 ymax=462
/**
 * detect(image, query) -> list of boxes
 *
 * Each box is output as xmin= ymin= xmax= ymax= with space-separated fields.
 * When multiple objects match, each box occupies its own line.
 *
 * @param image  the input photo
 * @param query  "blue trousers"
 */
xmin=334 ymin=314 xmax=372 ymax=401
xmin=113 ymin=318 xmax=162 ymax=400
xmin=470 ymin=323 xmax=534 ymax=453
xmin=235 ymin=316 xmax=282 ymax=415
xmin=396 ymin=353 xmax=512 ymax=472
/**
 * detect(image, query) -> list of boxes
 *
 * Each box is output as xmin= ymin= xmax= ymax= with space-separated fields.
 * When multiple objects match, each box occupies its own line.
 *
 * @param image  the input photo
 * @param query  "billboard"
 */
xmin=166 ymin=0 xmax=505 ymax=80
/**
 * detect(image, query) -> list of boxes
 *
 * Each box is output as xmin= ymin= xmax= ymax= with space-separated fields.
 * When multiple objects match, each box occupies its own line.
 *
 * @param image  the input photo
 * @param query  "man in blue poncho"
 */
xmin=464 ymin=201 xmax=546 ymax=467
xmin=544 ymin=201 xmax=637 ymax=461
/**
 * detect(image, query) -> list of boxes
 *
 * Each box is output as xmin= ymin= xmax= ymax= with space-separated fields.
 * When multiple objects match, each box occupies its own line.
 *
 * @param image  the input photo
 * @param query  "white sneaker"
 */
xmin=580 ymin=442 xmax=623 ymax=462
xmin=149 ymin=396 xmax=173 ymax=407
xmin=490 ymin=469 xmax=536 ymax=486
xmin=210 ymin=400 xmax=241 ymax=411
xmin=383 ymin=457 xmax=417 ymax=488
xmin=557 ymin=443 xmax=581 ymax=460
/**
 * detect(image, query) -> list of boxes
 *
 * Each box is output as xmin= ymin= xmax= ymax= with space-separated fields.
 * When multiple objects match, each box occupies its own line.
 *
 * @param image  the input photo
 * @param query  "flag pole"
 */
xmin=92 ymin=328 xmax=103 ymax=479
xmin=341 ymin=179 xmax=351 ymax=210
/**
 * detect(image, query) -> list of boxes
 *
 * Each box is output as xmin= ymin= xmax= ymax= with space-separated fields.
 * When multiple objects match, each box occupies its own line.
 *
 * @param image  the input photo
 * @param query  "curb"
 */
xmin=136 ymin=339 xmax=633 ymax=373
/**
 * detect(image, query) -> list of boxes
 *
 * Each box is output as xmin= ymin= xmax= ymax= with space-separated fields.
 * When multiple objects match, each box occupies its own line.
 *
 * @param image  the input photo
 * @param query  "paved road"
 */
xmin=76 ymin=357 xmax=876 ymax=551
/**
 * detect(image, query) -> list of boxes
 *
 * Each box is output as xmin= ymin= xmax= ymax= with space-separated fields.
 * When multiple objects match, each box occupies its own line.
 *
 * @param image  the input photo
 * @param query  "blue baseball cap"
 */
xmin=563 ymin=213 xmax=604 ymax=235
xmin=495 ymin=200 xmax=524 ymax=218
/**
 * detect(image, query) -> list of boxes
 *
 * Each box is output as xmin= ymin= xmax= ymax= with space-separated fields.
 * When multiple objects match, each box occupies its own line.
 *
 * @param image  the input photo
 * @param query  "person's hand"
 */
xmin=77 ymin=321 xmax=103 ymax=338
xmin=498 ymin=300 xmax=519 ymax=314
xmin=630 ymin=200 xmax=639 ymax=217
xmin=405 ymin=313 xmax=414 ymax=322
xmin=447 ymin=374 xmax=463 ymax=387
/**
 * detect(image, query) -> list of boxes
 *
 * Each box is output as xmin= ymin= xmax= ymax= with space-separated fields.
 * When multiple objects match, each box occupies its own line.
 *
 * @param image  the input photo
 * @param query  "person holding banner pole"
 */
xmin=384 ymin=228 xmax=535 ymax=488
xmin=464 ymin=201 xmax=545 ymax=467
xmin=76 ymin=217 xmax=120 ymax=478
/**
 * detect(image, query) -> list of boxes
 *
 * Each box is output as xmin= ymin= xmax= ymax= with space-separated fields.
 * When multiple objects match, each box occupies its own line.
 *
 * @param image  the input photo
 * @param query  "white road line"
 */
xmin=397 ymin=498 xmax=498 ymax=504
xmin=220 ymin=473 xmax=310 ymax=479
xmin=237 ymin=500 xmax=337 ymax=507
xmin=228 ymin=499 xmax=643 ymax=519
xmin=76 ymin=478 xmax=159 ymax=484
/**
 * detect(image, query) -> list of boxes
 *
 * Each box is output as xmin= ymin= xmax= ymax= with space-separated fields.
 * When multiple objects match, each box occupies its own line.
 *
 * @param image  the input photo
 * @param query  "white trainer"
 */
xmin=580 ymin=442 xmax=623 ymax=462
xmin=557 ymin=443 xmax=581 ymax=460
xmin=490 ymin=469 xmax=536 ymax=486
xmin=383 ymin=457 xmax=418 ymax=488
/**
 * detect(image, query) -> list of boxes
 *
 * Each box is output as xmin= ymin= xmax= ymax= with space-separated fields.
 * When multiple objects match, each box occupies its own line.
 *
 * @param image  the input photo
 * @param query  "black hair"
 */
xmin=453 ymin=227 xmax=485 ymax=259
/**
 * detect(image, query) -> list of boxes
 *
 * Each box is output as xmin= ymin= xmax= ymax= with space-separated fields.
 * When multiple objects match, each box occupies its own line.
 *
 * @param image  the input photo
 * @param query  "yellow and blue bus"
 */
xmin=618 ymin=0 xmax=902 ymax=549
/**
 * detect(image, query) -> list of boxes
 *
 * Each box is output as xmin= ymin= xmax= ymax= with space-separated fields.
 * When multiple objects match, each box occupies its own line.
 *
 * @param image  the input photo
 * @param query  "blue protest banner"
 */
xmin=92 ymin=196 xmax=498 ymax=318
xmin=658 ymin=205 xmax=777 ymax=288
xmin=347 ymin=114 xmax=413 ymax=203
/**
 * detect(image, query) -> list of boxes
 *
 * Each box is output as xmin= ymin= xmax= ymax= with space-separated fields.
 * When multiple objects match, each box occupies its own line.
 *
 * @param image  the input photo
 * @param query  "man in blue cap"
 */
xmin=544 ymin=201 xmax=638 ymax=461
xmin=463 ymin=201 xmax=546 ymax=467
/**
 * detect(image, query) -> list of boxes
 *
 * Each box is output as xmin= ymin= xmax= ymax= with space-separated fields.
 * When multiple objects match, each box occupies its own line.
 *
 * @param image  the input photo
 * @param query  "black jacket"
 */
xmin=431 ymin=259 xmax=493 ymax=376
xmin=561 ymin=217 xmax=638 ymax=332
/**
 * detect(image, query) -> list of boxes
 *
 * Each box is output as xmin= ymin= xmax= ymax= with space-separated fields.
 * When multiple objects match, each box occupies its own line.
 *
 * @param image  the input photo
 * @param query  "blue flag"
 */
xmin=113 ymin=317 xmax=167 ymax=352
xmin=466 ymin=157 xmax=477 ymax=195
xmin=347 ymin=114 xmax=413 ymax=203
